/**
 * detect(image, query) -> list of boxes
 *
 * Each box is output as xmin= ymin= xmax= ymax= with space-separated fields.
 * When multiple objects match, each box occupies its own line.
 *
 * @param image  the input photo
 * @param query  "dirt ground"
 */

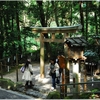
xmin=3 ymin=63 xmax=52 ymax=87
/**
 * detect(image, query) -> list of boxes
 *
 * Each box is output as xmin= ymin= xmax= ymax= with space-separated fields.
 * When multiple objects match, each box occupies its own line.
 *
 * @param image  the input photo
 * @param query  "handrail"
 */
xmin=58 ymin=81 xmax=100 ymax=86
xmin=58 ymin=81 xmax=100 ymax=99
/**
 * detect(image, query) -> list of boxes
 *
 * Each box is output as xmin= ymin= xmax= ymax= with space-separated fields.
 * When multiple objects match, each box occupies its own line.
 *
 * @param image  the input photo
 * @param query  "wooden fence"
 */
xmin=58 ymin=81 xmax=100 ymax=99
xmin=0 ymin=52 xmax=38 ymax=81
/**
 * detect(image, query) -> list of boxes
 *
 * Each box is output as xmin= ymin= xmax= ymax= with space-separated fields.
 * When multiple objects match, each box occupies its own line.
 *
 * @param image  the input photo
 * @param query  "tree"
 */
xmin=79 ymin=1 xmax=84 ymax=35
xmin=0 ymin=0 xmax=100 ymax=60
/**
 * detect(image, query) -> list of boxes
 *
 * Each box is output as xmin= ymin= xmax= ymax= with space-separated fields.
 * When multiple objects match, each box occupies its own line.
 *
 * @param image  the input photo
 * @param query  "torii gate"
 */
xmin=31 ymin=24 xmax=82 ymax=79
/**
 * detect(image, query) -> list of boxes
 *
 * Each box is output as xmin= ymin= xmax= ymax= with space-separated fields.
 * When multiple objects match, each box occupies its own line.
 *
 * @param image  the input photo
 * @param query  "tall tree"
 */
xmin=15 ymin=1 xmax=22 ymax=54
xmin=37 ymin=1 xmax=51 ymax=60
xmin=79 ymin=1 xmax=84 ymax=35
xmin=85 ymin=1 xmax=88 ymax=40
xmin=0 ymin=2 xmax=5 ymax=59
xmin=51 ymin=1 xmax=59 ymax=26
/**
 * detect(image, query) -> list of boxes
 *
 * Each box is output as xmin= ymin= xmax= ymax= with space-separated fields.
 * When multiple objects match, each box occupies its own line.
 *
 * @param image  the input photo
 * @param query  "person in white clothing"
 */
xmin=22 ymin=59 xmax=34 ymax=89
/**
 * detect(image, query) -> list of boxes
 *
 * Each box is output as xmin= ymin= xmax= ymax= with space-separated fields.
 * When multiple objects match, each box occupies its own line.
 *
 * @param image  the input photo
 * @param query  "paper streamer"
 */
xmin=31 ymin=53 xmax=33 ymax=56
xmin=7 ymin=58 xmax=10 ymax=62
xmin=21 ymin=54 xmax=23 ymax=58
xmin=7 ymin=66 xmax=9 ymax=72
xmin=14 ymin=56 xmax=16 ymax=60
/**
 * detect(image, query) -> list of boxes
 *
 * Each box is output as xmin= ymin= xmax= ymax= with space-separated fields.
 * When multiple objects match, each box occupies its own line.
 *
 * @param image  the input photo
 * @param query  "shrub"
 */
xmin=0 ymin=78 xmax=23 ymax=90
xmin=46 ymin=91 xmax=60 ymax=99
xmin=0 ymin=78 xmax=15 ymax=90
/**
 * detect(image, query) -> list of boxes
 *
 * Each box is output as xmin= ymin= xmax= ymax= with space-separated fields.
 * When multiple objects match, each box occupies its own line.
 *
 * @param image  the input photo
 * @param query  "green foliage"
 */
xmin=19 ymin=27 xmax=40 ymax=54
xmin=84 ymin=50 xmax=99 ymax=62
xmin=91 ymin=89 xmax=99 ymax=93
xmin=0 ymin=1 xmax=100 ymax=60
xmin=0 ymin=78 xmax=23 ymax=91
xmin=0 ymin=78 xmax=15 ymax=90
xmin=64 ymin=95 xmax=73 ymax=99
xmin=46 ymin=91 xmax=60 ymax=99
xmin=79 ymin=89 xmax=99 ymax=99
xmin=64 ymin=88 xmax=100 ymax=99
xmin=50 ymin=42 xmax=64 ymax=59
xmin=14 ymin=82 xmax=23 ymax=90
xmin=90 ymin=89 xmax=99 ymax=99
xmin=79 ymin=93 xmax=91 ymax=99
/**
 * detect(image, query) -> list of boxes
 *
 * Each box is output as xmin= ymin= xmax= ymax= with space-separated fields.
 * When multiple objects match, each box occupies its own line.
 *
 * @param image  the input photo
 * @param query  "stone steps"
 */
xmin=16 ymin=85 xmax=51 ymax=99
xmin=25 ymin=89 xmax=47 ymax=98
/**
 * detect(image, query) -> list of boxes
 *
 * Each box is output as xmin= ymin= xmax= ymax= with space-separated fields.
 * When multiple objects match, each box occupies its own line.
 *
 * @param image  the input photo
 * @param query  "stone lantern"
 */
xmin=65 ymin=37 xmax=87 ymax=61
xmin=64 ymin=37 xmax=87 ymax=92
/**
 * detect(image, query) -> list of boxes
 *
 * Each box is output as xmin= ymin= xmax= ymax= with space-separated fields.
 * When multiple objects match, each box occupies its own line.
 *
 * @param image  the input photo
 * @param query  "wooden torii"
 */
xmin=31 ymin=24 xmax=82 ymax=79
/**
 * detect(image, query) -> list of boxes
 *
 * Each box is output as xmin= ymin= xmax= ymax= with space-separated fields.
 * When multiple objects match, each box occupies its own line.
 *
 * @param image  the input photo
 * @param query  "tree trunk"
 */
xmin=0 ymin=16 xmax=4 ymax=59
xmin=37 ymin=1 xmax=47 ymax=27
xmin=15 ymin=1 xmax=22 ymax=54
xmin=95 ymin=12 xmax=98 ymax=35
xmin=37 ymin=1 xmax=50 ymax=60
xmin=86 ymin=1 xmax=88 ymax=40
xmin=79 ymin=1 xmax=84 ymax=35
xmin=70 ymin=1 xmax=73 ymax=25
xmin=11 ymin=15 xmax=14 ymax=31
xmin=52 ymin=1 xmax=59 ymax=26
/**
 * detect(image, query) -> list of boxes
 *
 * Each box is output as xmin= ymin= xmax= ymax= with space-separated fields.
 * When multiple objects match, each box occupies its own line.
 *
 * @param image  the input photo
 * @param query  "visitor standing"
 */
xmin=22 ymin=59 xmax=34 ymax=89
xmin=48 ymin=58 xmax=60 ymax=89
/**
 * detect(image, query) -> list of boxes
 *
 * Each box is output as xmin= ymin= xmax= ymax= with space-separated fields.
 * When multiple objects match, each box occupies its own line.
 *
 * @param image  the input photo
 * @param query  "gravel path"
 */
xmin=3 ymin=63 xmax=52 ymax=88
xmin=1 ymin=63 xmax=53 ymax=99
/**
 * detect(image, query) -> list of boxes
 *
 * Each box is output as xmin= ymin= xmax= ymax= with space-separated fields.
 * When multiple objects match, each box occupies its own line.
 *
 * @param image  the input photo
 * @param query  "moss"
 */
xmin=0 ymin=78 xmax=23 ymax=90
xmin=46 ymin=91 xmax=60 ymax=99
xmin=64 ymin=96 xmax=73 ymax=99
xmin=0 ymin=78 xmax=15 ymax=90
xmin=15 ymin=82 xmax=23 ymax=89
xmin=79 ymin=93 xmax=91 ymax=99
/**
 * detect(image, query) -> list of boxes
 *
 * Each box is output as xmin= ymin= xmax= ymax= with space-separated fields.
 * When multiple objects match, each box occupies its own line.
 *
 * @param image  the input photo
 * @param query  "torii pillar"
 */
xmin=40 ymin=33 xmax=45 ymax=78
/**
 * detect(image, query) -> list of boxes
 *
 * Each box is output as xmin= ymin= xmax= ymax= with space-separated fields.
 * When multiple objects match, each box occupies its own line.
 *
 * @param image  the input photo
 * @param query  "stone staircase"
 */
xmin=16 ymin=78 xmax=59 ymax=99
xmin=16 ymin=83 xmax=56 ymax=99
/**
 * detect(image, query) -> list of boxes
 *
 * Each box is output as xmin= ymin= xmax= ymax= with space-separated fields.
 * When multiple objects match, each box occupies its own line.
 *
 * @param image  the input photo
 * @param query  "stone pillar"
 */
xmin=72 ymin=61 xmax=80 ymax=98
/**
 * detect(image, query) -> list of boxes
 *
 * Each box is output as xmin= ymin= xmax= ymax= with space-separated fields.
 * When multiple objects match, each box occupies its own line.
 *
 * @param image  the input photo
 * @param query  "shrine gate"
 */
xmin=31 ymin=24 xmax=82 ymax=80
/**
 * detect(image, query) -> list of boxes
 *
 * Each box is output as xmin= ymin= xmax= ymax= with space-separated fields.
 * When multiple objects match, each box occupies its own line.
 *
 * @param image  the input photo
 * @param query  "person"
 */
xmin=48 ymin=58 xmax=60 ymax=89
xmin=22 ymin=59 xmax=34 ymax=89
xmin=55 ymin=55 xmax=61 ymax=83
xmin=57 ymin=54 xmax=65 ymax=77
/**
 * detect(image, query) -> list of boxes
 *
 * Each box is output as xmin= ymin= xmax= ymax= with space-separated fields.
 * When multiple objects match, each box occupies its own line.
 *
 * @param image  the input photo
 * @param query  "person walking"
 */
xmin=22 ymin=59 xmax=34 ymax=89
xmin=48 ymin=58 xmax=60 ymax=89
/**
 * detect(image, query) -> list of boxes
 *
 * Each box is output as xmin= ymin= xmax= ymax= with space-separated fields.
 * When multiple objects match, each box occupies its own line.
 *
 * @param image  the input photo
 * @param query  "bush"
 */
xmin=0 ymin=78 xmax=15 ymax=90
xmin=64 ymin=95 xmax=73 ymax=99
xmin=79 ymin=93 xmax=91 ymax=99
xmin=0 ymin=78 xmax=23 ymax=90
xmin=46 ymin=91 xmax=60 ymax=99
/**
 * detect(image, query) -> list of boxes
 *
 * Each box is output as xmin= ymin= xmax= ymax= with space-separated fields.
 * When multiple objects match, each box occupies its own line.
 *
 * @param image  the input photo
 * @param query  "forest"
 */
xmin=0 ymin=0 xmax=100 ymax=62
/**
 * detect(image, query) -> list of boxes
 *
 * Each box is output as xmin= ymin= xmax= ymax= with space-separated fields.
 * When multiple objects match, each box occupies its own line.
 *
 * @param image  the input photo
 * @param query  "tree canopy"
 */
xmin=0 ymin=0 xmax=100 ymax=60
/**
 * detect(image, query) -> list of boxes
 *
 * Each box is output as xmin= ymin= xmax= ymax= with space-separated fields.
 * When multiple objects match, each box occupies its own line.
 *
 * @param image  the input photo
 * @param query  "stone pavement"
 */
xmin=3 ymin=63 xmax=59 ymax=99
xmin=0 ymin=88 xmax=33 ymax=99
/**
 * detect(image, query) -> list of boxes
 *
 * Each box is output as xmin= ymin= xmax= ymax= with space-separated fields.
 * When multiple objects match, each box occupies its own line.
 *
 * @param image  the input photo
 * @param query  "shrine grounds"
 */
xmin=1 ymin=63 xmax=100 ymax=99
